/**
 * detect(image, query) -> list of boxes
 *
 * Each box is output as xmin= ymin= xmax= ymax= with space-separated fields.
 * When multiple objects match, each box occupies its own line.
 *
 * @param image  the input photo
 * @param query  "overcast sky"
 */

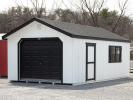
xmin=0 ymin=0 xmax=133 ymax=17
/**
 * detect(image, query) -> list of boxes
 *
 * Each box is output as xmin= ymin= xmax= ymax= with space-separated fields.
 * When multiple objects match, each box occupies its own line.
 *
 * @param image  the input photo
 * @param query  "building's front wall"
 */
xmin=7 ymin=21 xmax=73 ymax=84
xmin=72 ymin=38 xmax=130 ymax=84
xmin=7 ymin=21 xmax=130 ymax=85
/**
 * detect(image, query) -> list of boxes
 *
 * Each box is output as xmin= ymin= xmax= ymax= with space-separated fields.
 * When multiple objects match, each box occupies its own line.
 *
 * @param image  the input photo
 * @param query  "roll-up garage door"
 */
xmin=19 ymin=38 xmax=63 ymax=80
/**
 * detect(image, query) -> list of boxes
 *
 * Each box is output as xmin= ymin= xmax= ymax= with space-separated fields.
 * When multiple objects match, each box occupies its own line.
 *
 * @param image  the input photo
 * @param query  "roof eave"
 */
xmin=71 ymin=35 xmax=130 ymax=43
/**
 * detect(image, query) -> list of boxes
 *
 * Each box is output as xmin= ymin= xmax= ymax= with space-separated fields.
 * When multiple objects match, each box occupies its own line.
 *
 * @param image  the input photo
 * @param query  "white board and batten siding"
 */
xmin=7 ymin=21 xmax=130 ymax=85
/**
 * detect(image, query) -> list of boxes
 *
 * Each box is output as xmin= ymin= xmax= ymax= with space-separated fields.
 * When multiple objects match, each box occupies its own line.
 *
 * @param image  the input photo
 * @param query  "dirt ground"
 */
xmin=0 ymin=74 xmax=133 ymax=100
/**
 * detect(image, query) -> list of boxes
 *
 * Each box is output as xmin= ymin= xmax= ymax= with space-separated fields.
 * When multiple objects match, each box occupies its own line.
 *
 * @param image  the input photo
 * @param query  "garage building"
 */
xmin=2 ymin=18 xmax=130 ymax=85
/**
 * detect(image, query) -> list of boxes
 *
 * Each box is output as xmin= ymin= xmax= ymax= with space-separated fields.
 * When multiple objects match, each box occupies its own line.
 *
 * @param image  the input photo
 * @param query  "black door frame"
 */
xmin=18 ymin=37 xmax=63 ymax=84
xmin=86 ymin=43 xmax=96 ymax=81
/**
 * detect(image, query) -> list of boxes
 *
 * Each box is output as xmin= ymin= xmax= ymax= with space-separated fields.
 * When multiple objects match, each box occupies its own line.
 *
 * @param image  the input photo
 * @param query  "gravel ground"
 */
xmin=0 ymin=74 xmax=133 ymax=100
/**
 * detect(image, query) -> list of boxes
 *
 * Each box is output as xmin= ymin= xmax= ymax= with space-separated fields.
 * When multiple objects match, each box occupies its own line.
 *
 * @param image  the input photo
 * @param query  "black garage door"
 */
xmin=19 ymin=38 xmax=63 ymax=80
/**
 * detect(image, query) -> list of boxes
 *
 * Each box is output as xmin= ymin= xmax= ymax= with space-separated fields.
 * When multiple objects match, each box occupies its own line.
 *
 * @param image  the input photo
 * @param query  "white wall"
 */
xmin=7 ymin=21 xmax=130 ymax=84
xmin=7 ymin=21 xmax=73 ymax=83
xmin=72 ymin=38 xmax=130 ymax=84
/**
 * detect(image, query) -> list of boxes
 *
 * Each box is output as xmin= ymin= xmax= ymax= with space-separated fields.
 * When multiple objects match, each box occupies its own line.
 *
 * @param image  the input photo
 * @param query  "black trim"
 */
xmin=2 ymin=18 xmax=130 ymax=43
xmin=18 ymin=40 xmax=22 ymax=81
xmin=18 ymin=37 xmax=63 ymax=84
xmin=86 ymin=43 xmax=96 ymax=81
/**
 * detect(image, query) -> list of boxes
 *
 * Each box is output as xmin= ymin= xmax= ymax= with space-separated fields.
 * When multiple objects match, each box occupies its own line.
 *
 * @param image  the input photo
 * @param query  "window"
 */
xmin=109 ymin=46 xmax=122 ymax=63
xmin=130 ymin=50 xmax=133 ymax=60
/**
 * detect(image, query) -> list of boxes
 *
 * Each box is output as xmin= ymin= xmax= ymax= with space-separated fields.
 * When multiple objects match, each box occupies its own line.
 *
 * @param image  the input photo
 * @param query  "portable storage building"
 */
xmin=2 ymin=18 xmax=130 ymax=85
xmin=0 ymin=33 xmax=7 ymax=77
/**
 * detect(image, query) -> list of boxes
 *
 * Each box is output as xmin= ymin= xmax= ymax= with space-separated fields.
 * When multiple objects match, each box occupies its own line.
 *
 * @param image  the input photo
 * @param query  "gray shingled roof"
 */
xmin=38 ymin=18 xmax=129 ymax=42
xmin=3 ymin=18 xmax=129 ymax=42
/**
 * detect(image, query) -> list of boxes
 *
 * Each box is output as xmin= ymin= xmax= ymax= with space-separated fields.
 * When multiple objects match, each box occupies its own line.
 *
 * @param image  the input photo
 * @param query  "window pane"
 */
xmin=116 ymin=47 xmax=121 ymax=62
xmin=110 ymin=47 xmax=115 ymax=54
xmin=110 ymin=47 xmax=115 ymax=62
xmin=116 ymin=47 xmax=120 ymax=54
xmin=116 ymin=54 xmax=120 ymax=62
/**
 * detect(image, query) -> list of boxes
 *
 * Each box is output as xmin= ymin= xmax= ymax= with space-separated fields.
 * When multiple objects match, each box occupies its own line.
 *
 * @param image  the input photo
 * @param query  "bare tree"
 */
xmin=111 ymin=0 xmax=128 ymax=33
xmin=79 ymin=0 xmax=105 ymax=27
xmin=30 ymin=0 xmax=46 ymax=18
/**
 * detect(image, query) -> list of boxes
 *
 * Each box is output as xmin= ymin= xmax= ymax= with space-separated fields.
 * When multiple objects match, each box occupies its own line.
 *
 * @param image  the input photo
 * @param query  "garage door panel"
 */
xmin=22 ymin=66 xmax=61 ymax=71
xmin=20 ymin=38 xmax=63 ymax=80
xmin=24 ymin=57 xmax=61 ymax=66
xmin=23 ymin=49 xmax=60 ymax=57
xmin=23 ymin=60 xmax=61 ymax=66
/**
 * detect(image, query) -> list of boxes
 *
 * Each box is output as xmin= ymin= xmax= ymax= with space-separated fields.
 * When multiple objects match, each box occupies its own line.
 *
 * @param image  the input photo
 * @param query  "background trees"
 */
xmin=0 ymin=0 xmax=132 ymax=40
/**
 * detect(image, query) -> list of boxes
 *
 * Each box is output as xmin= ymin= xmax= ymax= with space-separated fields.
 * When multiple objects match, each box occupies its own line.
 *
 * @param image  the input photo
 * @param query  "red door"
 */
xmin=0 ymin=40 xmax=7 ymax=77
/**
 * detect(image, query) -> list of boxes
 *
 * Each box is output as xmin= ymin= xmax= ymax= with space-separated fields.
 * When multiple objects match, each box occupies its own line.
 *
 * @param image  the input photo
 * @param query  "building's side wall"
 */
xmin=7 ymin=21 xmax=73 ymax=84
xmin=72 ymin=39 xmax=130 ymax=84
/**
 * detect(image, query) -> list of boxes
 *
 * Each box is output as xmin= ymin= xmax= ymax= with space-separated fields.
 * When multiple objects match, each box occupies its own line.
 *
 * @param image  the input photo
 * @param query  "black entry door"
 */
xmin=86 ymin=43 xmax=96 ymax=81
xmin=19 ymin=38 xmax=63 ymax=80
